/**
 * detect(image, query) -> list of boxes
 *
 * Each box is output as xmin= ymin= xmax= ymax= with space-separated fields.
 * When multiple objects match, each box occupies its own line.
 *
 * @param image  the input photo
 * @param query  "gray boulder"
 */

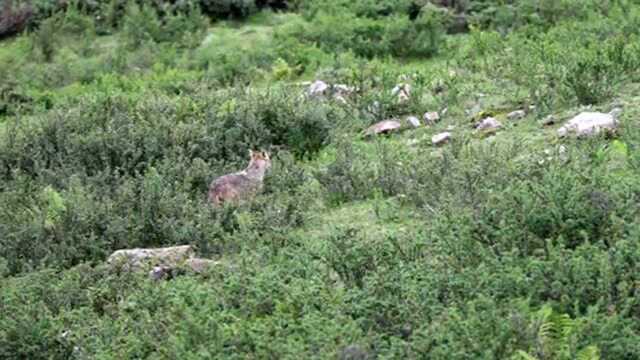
xmin=364 ymin=120 xmax=402 ymax=137
xmin=407 ymin=116 xmax=421 ymax=128
xmin=557 ymin=110 xmax=620 ymax=137
xmin=423 ymin=111 xmax=440 ymax=125
xmin=108 ymin=245 xmax=194 ymax=272
xmin=308 ymin=80 xmax=329 ymax=97
xmin=108 ymin=245 xmax=218 ymax=280
xmin=507 ymin=110 xmax=526 ymax=121
xmin=432 ymin=132 xmax=452 ymax=146
xmin=475 ymin=117 xmax=502 ymax=131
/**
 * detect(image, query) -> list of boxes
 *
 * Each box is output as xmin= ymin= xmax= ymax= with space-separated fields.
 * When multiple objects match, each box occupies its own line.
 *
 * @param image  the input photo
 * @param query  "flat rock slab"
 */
xmin=432 ymin=132 xmax=452 ymax=146
xmin=424 ymin=111 xmax=440 ymax=124
xmin=149 ymin=258 xmax=219 ymax=280
xmin=407 ymin=116 xmax=421 ymax=128
xmin=475 ymin=117 xmax=502 ymax=131
xmin=507 ymin=110 xmax=526 ymax=120
xmin=365 ymin=120 xmax=402 ymax=136
xmin=108 ymin=245 xmax=219 ymax=280
xmin=108 ymin=245 xmax=195 ymax=272
xmin=557 ymin=111 xmax=618 ymax=137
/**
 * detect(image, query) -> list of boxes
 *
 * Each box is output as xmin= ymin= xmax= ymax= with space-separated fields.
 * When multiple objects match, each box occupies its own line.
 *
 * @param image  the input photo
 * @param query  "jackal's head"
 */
xmin=247 ymin=150 xmax=271 ymax=172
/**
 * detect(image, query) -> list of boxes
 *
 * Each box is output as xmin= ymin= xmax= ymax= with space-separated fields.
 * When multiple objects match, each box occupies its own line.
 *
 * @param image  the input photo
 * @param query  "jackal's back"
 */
xmin=208 ymin=172 xmax=261 ymax=206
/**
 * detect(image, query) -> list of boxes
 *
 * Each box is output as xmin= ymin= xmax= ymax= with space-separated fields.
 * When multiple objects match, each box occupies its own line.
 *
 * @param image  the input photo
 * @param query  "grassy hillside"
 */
xmin=2 ymin=0 xmax=640 ymax=358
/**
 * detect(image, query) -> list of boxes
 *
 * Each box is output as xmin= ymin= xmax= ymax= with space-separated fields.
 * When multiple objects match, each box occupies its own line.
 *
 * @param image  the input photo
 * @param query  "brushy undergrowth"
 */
xmin=2 ymin=0 xmax=640 ymax=359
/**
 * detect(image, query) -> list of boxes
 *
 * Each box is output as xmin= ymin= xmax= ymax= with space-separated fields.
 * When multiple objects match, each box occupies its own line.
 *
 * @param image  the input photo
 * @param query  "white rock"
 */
xmin=365 ymin=120 xmax=402 ymax=136
xmin=423 ymin=111 xmax=440 ymax=124
xmin=507 ymin=110 xmax=526 ymax=120
xmin=334 ymin=94 xmax=347 ymax=104
xmin=149 ymin=265 xmax=173 ymax=280
xmin=542 ymin=115 xmax=557 ymax=126
xmin=368 ymin=101 xmax=381 ymax=114
xmin=557 ymin=111 xmax=618 ymax=137
xmin=308 ymin=80 xmax=329 ymax=97
xmin=407 ymin=116 xmax=421 ymax=128
xmin=391 ymin=83 xmax=411 ymax=102
xmin=476 ymin=117 xmax=502 ymax=131
xmin=332 ymin=84 xmax=356 ymax=95
xmin=398 ymin=92 xmax=410 ymax=104
xmin=432 ymin=132 xmax=452 ymax=146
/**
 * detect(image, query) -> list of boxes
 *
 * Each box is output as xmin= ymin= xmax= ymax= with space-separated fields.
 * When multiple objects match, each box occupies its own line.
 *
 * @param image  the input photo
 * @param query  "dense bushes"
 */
xmin=0 ymin=85 xmax=348 ymax=274
xmin=3 ymin=0 xmax=640 ymax=358
xmin=0 ymin=1 xmax=33 ymax=39
xmin=275 ymin=4 xmax=450 ymax=59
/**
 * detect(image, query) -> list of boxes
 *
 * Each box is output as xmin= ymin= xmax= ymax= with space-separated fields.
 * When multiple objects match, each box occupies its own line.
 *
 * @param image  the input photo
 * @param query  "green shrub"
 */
xmin=200 ymin=0 xmax=257 ymax=19
xmin=32 ymin=13 xmax=58 ymax=61
xmin=0 ymin=1 xmax=33 ymax=39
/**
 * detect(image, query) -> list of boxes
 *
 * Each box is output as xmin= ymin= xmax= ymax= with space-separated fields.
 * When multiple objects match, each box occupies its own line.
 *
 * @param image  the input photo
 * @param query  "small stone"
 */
xmin=423 ymin=111 xmax=440 ymax=124
xmin=332 ymin=84 xmax=355 ymax=95
xmin=149 ymin=265 xmax=172 ymax=281
xmin=391 ymin=83 xmax=411 ymax=103
xmin=432 ymin=132 xmax=451 ymax=146
xmin=334 ymin=94 xmax=347 ymax=104
xmin=475 ymin=117 xmax=502 ymax=131
xmin=368 ymin=101 xmax=381 ymax=115
xmin=406 ymin=116 xmax=421 ymax=128
xmin=308 ymin=80 xmax=329 ymax=97
xmin=507 ymin=110 xmax=526 ymax=120
xmin=446 ymin=125 xmax=456 ymax=131
xmin=542 ymin=115 xmax=557 ymax=126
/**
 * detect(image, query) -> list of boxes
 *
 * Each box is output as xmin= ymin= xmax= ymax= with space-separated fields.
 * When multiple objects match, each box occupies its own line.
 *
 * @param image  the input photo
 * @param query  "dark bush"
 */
xmin=0 ymin=1 xmax=33 ymax=39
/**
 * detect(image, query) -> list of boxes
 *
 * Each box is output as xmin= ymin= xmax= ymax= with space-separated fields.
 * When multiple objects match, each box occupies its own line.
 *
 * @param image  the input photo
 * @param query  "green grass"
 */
xmin=2 ymin=2 xmax=640 ymax=359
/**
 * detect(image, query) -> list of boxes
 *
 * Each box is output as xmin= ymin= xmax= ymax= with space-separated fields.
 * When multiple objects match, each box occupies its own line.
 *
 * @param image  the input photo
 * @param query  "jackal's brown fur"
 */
xmin=208 ymin=150 xmax=271 ymax=206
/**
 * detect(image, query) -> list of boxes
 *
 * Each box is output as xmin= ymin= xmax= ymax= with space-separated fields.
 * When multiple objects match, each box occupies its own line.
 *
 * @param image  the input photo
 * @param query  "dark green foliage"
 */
xmin=276 ymin=9 xmax=448 ymax=59
xmin=0 ymin=1 xmax=33 ymax=39
xmin=0 ymin=86 xmax=345 ymax=274
xmin=3 ymin=1 xmax=640 ymax=358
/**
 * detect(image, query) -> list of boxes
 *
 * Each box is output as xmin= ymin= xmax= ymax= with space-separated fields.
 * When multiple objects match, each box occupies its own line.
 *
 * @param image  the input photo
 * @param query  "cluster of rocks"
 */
xmin=107 ymin=245 xmax=218 ymax=281
xmin=364 ymin=109 xmax=445 ymax=138
xmin=309 ymin=79 xmax=623 ymax=150
xmin=305 ymin=80 xmax=356 ymax=104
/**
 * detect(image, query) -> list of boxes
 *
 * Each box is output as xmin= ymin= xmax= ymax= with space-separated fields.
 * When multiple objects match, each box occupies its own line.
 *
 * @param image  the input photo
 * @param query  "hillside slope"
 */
xmin=2 ymin=1 xmax=640 ymax=359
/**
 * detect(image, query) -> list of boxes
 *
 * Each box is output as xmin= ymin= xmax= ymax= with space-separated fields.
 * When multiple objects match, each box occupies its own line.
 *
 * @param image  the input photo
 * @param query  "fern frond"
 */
xmin=513 ymin=350 xmax=539 ymax=360
xmin=577 ymin=345 xmax=601 ymax=360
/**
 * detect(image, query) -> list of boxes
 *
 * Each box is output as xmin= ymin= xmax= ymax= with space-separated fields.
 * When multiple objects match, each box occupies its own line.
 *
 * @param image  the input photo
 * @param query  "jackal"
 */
xmin=208 ymin=150 xmax=271 ymax=206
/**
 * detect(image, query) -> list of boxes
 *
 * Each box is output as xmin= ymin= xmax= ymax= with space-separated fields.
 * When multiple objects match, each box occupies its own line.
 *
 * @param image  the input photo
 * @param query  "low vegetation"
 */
xmin=2 ymin=0 xmax=640 ymax=358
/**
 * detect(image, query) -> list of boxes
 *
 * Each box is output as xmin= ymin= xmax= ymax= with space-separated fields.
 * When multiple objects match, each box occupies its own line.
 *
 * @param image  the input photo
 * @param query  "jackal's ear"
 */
xmin=261 ymin=150 xmax=269 ymax=159
xmin=249 ymin=149 xmax=254 ymax=158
